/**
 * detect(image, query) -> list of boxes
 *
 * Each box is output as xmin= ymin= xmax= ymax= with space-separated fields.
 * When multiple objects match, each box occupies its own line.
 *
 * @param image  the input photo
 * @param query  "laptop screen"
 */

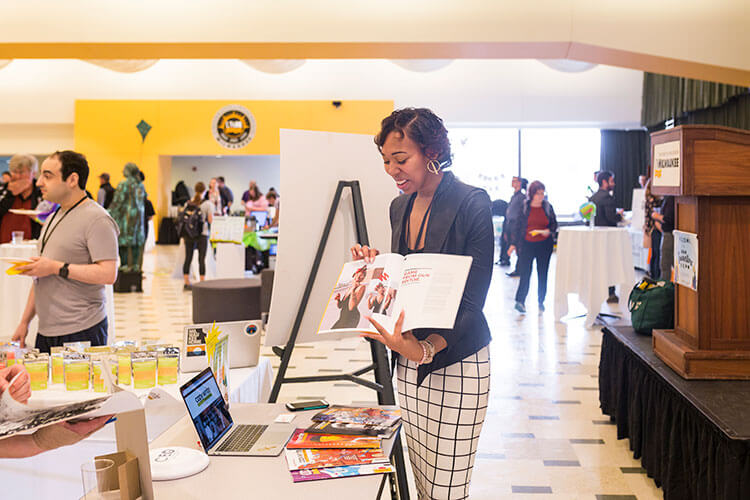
xmin=180 ymin=368 xmax=233 ymax=451
xmin=251 ymin=210 xmax=268 ymax=227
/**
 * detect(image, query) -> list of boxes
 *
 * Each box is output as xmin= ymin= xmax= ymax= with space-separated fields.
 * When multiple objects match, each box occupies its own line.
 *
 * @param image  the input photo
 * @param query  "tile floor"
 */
xmin=114 ymin=245 xmax=662 ymax=499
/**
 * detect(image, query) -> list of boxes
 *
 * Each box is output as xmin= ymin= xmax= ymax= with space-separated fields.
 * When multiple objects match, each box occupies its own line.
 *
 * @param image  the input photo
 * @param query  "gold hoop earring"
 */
xmin=426 ymin=159 xmax=442 ymax=175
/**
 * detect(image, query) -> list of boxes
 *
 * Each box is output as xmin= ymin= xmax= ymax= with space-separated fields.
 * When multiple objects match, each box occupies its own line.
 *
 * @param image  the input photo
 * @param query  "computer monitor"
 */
xmin=250 ymin=211 xmax=268 ymax=227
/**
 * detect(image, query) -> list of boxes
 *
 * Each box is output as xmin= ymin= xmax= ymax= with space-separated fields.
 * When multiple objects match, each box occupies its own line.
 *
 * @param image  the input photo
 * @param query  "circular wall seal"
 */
xmin=212 ymin=104 xmax=256 ymax=149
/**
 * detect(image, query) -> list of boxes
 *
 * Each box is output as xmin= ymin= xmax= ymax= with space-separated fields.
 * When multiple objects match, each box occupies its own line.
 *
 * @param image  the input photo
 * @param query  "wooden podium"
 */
xmin=650 ymin=125 xmax=750 ymax=379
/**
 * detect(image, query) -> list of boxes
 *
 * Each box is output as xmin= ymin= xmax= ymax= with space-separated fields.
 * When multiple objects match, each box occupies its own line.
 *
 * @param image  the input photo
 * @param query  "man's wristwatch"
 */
xmin=59 ymin=262 xmax=70 ymax=279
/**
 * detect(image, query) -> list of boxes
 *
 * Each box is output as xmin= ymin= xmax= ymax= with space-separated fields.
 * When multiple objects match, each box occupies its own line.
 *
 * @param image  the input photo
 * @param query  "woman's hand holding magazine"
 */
xmin=350 ymin=244 xmax=379 ymax=264
xmin=361 ymin=311 xmax=423 ymax=363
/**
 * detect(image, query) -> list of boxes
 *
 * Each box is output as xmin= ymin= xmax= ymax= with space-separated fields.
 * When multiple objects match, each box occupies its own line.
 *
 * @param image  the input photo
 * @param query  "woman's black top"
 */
xmin=390 ymin=171 xmax=494 ymax=386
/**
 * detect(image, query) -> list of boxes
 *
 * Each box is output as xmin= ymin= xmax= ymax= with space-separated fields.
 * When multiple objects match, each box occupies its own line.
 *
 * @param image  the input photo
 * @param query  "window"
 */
xmin=521 ymin=128 xmax=601 ymax=216
xmin=448 ymin=127 xmax=601 ymax=217
xmin=448 ymin=128 xmax=518 ymax=202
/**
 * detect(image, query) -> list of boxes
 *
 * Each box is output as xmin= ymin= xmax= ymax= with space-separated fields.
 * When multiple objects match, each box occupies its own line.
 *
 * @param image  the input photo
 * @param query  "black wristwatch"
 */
xmin=59 ymin=262 xmax=70 ymax=279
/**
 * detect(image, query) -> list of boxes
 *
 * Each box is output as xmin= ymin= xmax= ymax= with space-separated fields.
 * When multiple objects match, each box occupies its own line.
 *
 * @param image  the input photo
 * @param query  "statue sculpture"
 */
xmin=108 ymin=162 xmax=146 ymax=273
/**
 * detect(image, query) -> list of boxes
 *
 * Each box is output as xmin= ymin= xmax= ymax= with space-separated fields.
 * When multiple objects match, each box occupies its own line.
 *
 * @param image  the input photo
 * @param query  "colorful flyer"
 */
xmin=673 ymin=230 xmax=698 ymax=291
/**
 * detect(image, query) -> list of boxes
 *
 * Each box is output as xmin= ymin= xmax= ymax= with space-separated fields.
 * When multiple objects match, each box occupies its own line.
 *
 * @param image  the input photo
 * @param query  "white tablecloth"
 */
xmin=171 ymin=238 xmax=217 ymax=281
xmin=1 ymin=358 xmax=274 ymax=500
xmin=0 ymin=242 xmax=117 ymax=344
xmin=554 ymin=227 xmax=636 ymax=327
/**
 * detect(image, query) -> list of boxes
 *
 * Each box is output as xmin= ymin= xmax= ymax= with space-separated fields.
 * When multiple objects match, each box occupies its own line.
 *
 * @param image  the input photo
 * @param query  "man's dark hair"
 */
xmin=1 ymin=171 xmax=9 ymax=177
xmin=51 ymin=150 xmax=89 ymax=189
xmin=218 ymin=176 xmax=225 ymax=183
xmin=520 ymin=177 xmax=529 ymax=191
xmin=374 ymin=107 xmax=452 ymax=169
xmin=597 ymin=170 xmax=614 ymax=187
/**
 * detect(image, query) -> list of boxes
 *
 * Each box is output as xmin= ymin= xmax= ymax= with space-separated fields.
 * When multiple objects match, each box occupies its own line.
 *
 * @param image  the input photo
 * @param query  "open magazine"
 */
xmin=318 ymin=253 xmax=472 ymax=334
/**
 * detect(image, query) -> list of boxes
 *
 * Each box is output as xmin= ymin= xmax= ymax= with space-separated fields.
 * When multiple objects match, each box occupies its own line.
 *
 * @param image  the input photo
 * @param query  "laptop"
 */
xmin=181 ymin=320 xmax=261 ymax=373
xmin=250 ymin=210 xmax=269 ymax=228
xmin=180 ymin=367 xmax=294 ymax=456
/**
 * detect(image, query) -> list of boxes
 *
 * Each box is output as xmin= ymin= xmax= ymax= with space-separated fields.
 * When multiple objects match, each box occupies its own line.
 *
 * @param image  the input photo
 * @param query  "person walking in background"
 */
xmin=508 ymin=180 xmax=558 ymax=314
xmin=589 ymin=170 xmax=624 ymax=303
xmin=353 ymin=107 xmax=493 ymax=500
xmin=652 ymin=195 xmax=675 ymax=281
xmin=180 ymin=182 xmax=213 ymax=290
xmin=217 ymin=176 xmax=233 ymax=214
xmin=0 ymin=154 xmax=44 ymax=243
xmin=96 ymin=172 xmax=115 ymax=209
xmin=504 ymin=176 xmax=528 ymax=276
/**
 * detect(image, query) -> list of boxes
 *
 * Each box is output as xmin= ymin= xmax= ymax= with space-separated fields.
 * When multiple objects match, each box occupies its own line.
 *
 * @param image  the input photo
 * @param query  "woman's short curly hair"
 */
xmin=374 ymin=108 xmax=452 ymax=169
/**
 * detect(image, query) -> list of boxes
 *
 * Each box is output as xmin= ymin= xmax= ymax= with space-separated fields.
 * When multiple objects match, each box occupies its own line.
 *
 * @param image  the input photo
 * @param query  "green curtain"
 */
xmin=641 ymin=73 xmax=749 ymax=128
xmin=600 ymin=129 xmax=649 ymax=210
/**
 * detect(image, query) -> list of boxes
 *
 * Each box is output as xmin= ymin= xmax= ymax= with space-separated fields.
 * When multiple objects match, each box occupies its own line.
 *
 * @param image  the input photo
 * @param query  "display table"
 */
xmin=599 ymin=326 xmax=750 ymax=499
xmin=0 ymin=242 xmax=116 ymax=341
xmin=553 ymin=227 xmax=635 ymax=327
xmin=171 ymin=238 xmax=217 ymax=281
xmin=150 ymin=403 xmax=398 ymax=499
xmin=1 ymin=359 xmax=274 ymax=500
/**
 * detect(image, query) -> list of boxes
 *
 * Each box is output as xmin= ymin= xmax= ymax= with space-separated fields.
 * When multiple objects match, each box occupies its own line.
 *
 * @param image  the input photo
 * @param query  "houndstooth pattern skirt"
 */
xmin=396 ymin=345 xmax=491 ymax=500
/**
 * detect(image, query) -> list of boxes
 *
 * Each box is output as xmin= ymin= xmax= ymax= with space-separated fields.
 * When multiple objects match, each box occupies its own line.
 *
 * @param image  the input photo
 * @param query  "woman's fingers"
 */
xmin=365 ymin=315 xmax=389 ymax=338
xmin=393 ymin=310 xmax=405 ymax=335
xmin=350 ymin=245 xmax=364 ymax=260
xmin=359 ymin=333 xmax=384 ymax=344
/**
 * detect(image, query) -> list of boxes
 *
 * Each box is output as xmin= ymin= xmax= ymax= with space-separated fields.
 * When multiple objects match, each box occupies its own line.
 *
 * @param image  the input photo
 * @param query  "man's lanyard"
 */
xmin=40 ymin=196 xmax=87 ymax=254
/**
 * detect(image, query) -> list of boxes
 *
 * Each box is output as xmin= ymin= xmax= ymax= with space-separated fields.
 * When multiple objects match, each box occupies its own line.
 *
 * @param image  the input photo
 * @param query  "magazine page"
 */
xmin=286 ymin=428 xmax=381 ymax=449
xmin=317 ymin=254 xmax=405 ymax=334
xmin=390 ymin=253 xmax=473 ymax=332
xmin=0 ymin=389 xmax=141 ymax=439
xmin=311 ymin=406 xmax=401 ymax=426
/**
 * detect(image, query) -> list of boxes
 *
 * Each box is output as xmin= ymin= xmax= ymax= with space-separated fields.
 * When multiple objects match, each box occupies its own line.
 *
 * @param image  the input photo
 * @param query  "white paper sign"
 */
xmin=210 ymin=215 xmax=245 ymax=244
xmin=674 ymin=230 xmax=698 ymax=291
xmin=653 ymin=140 xmax=681 ymax=187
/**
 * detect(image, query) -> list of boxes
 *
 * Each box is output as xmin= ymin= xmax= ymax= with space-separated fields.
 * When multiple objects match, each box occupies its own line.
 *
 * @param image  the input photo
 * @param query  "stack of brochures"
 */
xmin=284 ymin=406 xmax=401 ymax=482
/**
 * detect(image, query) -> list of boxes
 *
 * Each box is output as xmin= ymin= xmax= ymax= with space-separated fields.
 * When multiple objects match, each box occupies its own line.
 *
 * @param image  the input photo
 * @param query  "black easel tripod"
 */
xmin=268 ymin=180 xmax=410 ymax=500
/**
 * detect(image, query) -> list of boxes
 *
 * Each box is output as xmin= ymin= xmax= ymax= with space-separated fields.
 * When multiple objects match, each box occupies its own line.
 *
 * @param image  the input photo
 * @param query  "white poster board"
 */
xmin=653 ymin=140 xmax=681 ymax=187
xmin=674 ymin=230 xmax=698 ymax=291
xmin=630 ymin=187 xmax=645 ymax=231
xmin=210 ymin=216 xmax=245 ymax=243
xmin=265 ymin=129 xmax=398 ymax=347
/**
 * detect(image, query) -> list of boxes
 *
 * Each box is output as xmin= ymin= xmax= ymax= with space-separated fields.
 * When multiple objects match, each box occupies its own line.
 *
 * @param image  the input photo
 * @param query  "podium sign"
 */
xmin=651 ymin=125 xmax=750 ymax=379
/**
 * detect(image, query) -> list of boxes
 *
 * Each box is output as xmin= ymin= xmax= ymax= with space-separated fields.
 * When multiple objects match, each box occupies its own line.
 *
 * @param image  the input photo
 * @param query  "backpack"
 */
xmin=628 ymin=277 xmax=675 ymax=335
xmin=176 ymin=203 xmax=204 ymax=239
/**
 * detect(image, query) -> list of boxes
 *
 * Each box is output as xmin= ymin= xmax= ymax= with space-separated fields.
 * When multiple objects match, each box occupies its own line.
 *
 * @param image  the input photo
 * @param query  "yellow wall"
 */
xmin=74 ymin=100 xmax=394 ymax=220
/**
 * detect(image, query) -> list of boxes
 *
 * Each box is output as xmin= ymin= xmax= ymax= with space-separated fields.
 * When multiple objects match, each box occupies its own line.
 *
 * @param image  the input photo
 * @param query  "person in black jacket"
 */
xmin=508 ymin=181 xmax=558 ymax=313
xmin=351 ymin=108 xmax=492 ymax=500
xmin=96 ymin=173 xmax=115 ymax=209
xmin=589 ymin=170 xmax=624 ymax=302
xmin=500 ymin=176 xmax=527 ymax=272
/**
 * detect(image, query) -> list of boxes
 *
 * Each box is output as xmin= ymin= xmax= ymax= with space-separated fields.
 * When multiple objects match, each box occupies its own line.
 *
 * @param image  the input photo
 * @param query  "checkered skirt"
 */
xmin=396 ymin=345 xmax=490 ymax=500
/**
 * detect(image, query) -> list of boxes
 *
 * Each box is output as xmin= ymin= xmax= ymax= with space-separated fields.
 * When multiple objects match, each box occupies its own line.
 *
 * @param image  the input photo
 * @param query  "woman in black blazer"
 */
xmin=351 ymin=108 xmax=493 ymax=500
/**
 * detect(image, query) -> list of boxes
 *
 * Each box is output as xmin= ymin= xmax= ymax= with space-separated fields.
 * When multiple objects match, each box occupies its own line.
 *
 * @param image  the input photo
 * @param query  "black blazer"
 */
xmin=589 ymin=189 xmax=621 ymax=227
xmin=389 ymin=171 xmax=493 ymax=386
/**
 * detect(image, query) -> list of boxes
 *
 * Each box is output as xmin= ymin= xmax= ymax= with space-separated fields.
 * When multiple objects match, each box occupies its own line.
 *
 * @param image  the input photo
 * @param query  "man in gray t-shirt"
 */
xmin=13 ymin=150 xmax=119 ymax=353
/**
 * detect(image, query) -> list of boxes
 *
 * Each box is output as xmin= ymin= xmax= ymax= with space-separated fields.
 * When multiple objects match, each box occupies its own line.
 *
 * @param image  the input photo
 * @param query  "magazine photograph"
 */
xmin=286 ymin=429 xmax=381 ymax=449
xmin=317 ymin=253 xmax=472 ymax=334
xmin=290 ymin=463 xmax=395 ymax=483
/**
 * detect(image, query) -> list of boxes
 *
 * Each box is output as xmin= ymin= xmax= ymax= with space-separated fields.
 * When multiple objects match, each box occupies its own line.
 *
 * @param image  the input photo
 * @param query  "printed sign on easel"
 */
xmin=210 ymin=216 xmax=245 ymax=244
xmin=674 ymin=230 xmax=698 ymax=291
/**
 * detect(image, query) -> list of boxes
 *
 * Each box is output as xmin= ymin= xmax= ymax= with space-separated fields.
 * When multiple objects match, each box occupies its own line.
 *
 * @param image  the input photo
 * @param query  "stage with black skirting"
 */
xmin=598 ymin=326 xmax=750 ymax=500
